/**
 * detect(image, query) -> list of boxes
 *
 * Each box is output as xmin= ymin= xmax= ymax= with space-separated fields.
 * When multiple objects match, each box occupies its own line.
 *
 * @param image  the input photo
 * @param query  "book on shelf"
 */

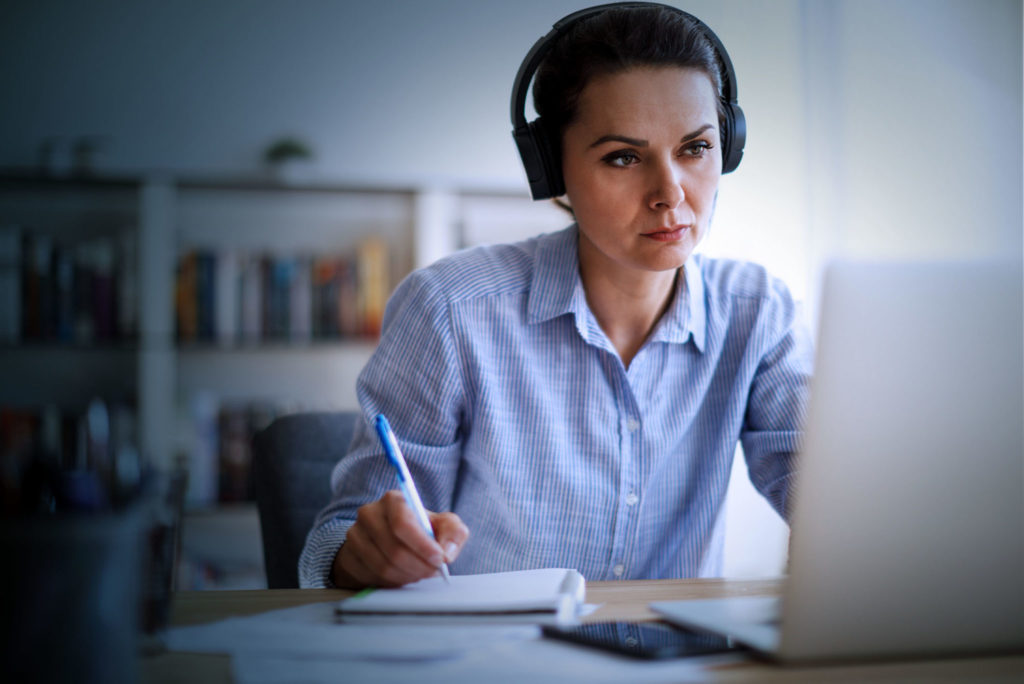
xmin=213 ymin=250 xmax=238 ymax=347
xmin=180 ymin=396 xmax=280 ymax=507
xmin=22 ymin=233 xmax=53 ymax=340
xmin=262 ymin=256 xmax=293 ymax=341
xmin=9 ymin=228 xmax=137 ymax=346
xmin=117 ymin=231 xmax=138 ymax=344
xmin=53 ymin=247 xmax=73 ymax=342
xmin=357 ymin=237 xmax=389 ymax=338
xmin=71 ymin=241 xmax=92 ymax=343
xmin=217 ymin=402 xmax=276 ymax=504
xmin=0 ymin=401 xmax=141 ymax=511
xmin=175 ymin=238 xmax=392 ymax=346
xmin=196 ymin=252 xmax=216 ymax=342
xmin=175 ymin=250 xmax=199 ymax=344
xmin=90 ymin=239 xmax=116 ymax=341
xmin=288 ymin=256 xmax=312 ymax=344
xmin=184 ymin=391 xmax=218 ymax=507
xmin=312 ymin=255 xmax=360 ymax=338
xmin=239 ymin=252 xmax=263 ymax=345
xmin=0 ymin=225 xmax=21 ymax=344
xmin=337 ymin=256 xmax=359 ymax=337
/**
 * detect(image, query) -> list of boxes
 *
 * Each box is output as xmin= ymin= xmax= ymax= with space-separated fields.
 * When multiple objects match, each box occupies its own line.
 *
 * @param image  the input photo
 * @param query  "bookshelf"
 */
xmin=0 ymin=171 xmax=567 ymax=586
xmin=0 ymin=174 xmax=417 ymax=478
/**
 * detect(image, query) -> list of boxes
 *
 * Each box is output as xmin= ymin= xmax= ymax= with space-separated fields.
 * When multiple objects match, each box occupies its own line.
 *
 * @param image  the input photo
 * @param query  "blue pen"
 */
xmin=374 ymin=414 xmax=452 ymax=583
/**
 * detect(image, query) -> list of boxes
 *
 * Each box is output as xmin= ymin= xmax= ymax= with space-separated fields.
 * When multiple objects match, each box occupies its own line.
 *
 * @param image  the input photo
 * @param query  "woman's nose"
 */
xmin=647 ymin=159 xmax=685 ymax=211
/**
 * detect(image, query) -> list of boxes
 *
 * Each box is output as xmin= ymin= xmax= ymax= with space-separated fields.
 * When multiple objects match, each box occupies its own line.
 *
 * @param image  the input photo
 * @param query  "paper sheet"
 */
xmin=166 ymin=599 xmax=745 ymax=684
xmin=229 ymin=637 xmax=745 ymax=684
xmin=166 ymin=600 xmax=537 ymax=661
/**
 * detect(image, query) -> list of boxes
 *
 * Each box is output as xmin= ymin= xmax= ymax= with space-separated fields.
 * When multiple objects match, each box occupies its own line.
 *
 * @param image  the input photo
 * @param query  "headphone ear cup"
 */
xmin=721 ymin=102 xmax=746 ymax=174
xmin=530 ymin=119 xmax=564 ymax=199
xmin=513 ymin=122 xmax=550 ymax=200
xmin=513 ymin=118 xmax=564 ymax=201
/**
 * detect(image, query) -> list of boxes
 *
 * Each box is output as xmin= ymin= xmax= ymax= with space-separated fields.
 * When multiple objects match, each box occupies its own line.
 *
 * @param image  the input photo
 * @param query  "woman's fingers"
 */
xmin=331 ymin=490 xmax=470 ymax=589
xmin=381 ymin=491 xmax=447 ymax=569
xmin=430 ymin=511 xmax=470 ymax=563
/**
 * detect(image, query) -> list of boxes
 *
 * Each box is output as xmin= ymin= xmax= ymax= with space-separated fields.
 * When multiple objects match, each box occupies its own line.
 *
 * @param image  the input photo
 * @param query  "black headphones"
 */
xmin=510 ymin=2 xmax=746 ymax=200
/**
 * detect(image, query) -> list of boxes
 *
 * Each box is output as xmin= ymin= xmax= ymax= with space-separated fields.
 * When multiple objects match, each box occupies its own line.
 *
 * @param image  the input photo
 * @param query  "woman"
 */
xmin=299 ymin=3 xmax=812 ymax=589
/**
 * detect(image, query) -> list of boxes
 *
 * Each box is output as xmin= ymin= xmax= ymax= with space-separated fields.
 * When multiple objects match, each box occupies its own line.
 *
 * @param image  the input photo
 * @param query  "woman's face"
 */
xmin=562 ymin=66 xmax=722 ymax=278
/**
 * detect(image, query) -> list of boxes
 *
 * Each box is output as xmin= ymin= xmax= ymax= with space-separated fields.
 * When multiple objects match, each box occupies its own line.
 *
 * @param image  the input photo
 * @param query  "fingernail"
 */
xmin=430 ymin=553 xmax=444 ymax=567
xmin=444 ymin=542 xmax=458 ymax=561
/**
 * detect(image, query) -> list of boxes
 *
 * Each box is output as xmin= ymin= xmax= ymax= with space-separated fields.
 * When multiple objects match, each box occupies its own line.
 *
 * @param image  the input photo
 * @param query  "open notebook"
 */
xmin=336 ymin=568 xmax=586 ymax=625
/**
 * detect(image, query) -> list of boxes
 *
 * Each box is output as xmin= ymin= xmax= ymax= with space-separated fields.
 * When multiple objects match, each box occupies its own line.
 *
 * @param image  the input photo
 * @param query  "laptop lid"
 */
xmin=778 ymin=259 xmax=1024 ymax=661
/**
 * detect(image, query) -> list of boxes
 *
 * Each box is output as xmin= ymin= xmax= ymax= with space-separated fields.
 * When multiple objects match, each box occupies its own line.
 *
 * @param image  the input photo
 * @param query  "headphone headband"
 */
xmin=511 ymin=2 xmax=746 ymax=200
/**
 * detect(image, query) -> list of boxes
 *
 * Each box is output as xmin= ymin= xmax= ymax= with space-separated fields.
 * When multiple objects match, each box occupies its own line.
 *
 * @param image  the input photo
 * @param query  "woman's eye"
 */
xmin=602 ymin=150 xmax=640 ymax=167
xmin=681 ymin=141 xmax=713 ymax=158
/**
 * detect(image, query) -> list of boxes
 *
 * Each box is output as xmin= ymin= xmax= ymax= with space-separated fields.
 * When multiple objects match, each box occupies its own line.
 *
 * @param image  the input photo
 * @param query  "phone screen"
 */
xmin=541 ymin=621 xmax=741 ymax=660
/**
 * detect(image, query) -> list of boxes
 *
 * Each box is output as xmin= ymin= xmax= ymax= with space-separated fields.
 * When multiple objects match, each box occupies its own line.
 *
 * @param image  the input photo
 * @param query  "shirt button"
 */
xmin=624 ymin=637 xmax=639 ymax=647
xmin=612 ymin=564 xmax=625 ymax=577
xmin=626 ymin=418 xmax=640 ymax=432
xmin=625 ymin=492 xmax=639 ymax=506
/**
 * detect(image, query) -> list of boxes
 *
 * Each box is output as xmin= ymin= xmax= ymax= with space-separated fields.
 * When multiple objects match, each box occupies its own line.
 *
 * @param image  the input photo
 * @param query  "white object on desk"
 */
xmin=337 ymin=568 xmax=586 ymax=625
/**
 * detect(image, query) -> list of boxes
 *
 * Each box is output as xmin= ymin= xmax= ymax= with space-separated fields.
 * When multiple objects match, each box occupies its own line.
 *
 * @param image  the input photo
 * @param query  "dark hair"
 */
xmin=532 ymin=6 xmax=726 ymax=152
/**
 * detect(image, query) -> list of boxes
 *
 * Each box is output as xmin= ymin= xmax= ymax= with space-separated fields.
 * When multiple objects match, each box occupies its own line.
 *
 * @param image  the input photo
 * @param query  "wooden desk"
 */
xmin=143 ymin=578 xmax=1024 ymax=683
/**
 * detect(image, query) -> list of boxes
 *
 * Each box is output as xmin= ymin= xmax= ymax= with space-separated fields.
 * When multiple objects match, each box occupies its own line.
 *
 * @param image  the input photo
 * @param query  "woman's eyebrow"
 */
xmin=589 ymin=123 xmax=716 ymax=149
xmin=590 ymin=134 xmax=647 ymax=148
xmin=681 ymin=123 xmax=715 ymax=141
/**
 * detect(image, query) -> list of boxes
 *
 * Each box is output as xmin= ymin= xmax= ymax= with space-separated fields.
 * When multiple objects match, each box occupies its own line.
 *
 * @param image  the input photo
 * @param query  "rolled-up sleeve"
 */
xmin=740 ymin=279 xmax=814 ymax=520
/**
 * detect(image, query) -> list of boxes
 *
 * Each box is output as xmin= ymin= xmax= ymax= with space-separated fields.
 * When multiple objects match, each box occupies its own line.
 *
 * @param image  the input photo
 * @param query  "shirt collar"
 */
xmin=527 ymin=225 xmax=587 ymax=325
xmin=647 ymin=254 xmax=707 ymax=352
xmin=526 ymin=225 xmax=707 ymax=352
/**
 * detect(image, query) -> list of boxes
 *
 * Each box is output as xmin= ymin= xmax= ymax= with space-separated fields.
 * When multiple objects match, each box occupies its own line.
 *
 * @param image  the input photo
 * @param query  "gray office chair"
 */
xmin=251 ymin=410 xmax=359 ymax=589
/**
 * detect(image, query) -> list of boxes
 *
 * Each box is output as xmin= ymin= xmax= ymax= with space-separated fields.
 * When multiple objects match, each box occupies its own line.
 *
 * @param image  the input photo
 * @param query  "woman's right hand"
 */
xmin=330 ymin=489 xmax=469 ymax=589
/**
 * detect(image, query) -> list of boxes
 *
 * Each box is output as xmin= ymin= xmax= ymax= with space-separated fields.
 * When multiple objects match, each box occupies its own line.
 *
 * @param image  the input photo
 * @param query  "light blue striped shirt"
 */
xmin=299 ymin=225 xmax=813 ymax=587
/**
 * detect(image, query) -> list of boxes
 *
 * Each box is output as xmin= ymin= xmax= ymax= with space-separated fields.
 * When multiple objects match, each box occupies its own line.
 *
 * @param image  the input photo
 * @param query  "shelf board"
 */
xmin=175 ymin=339 xmax=378 ymax=354
xmin=0 ymin=345 xmax=138 ymax=409
xmin=0 ymin=169 xmax=533 ymax=199
xmin=177 ymin=176 xmax=419 ymax=196
xmin=0 ymin=171 xmax=143 ymax=191
xmin=0 ymin=340 xmax=139 ymax=352
xmin=177 ymin=342 xmax=375 ymax=410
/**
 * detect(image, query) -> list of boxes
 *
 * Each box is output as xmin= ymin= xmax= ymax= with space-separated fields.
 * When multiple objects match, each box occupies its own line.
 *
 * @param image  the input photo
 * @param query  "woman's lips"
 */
xmin=642 ymin=226 xmax=688 ymax=242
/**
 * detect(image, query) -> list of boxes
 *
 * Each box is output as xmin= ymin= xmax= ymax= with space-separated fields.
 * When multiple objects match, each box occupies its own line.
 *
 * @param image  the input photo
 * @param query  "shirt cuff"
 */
xmin=298 ymin=517 xmax=355 ymax=588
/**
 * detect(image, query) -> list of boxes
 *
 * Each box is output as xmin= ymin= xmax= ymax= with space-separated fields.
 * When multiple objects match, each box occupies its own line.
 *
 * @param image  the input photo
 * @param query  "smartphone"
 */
xmin=541 ymin=621 xmax=742 ymax=660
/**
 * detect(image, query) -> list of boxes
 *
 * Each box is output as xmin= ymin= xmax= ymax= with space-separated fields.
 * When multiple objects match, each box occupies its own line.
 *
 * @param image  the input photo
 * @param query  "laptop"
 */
xmin=653 ymin=259 xmax=1024 ymax=663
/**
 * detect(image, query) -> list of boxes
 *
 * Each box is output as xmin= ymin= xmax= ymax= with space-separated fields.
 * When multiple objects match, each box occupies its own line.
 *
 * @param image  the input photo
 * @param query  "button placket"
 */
xmin=609 ymin=359 xmax=641 ymax=584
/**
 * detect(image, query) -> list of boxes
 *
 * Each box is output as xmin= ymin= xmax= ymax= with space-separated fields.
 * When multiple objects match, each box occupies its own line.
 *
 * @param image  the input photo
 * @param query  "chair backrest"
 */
xmin=251 ymin=410 xmax=359 ymax=589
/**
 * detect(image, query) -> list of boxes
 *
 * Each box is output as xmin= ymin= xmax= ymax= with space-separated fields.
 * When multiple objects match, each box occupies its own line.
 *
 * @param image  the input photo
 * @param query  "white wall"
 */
xmin=794 ymin=0 xmax=1023 ymax=325
xmin=3 ymin=0 xmax=1020 ymax=578
xmin=1 ymin=0 xmax=582 ymax=187
xmin=6 ymin=0 xmax=1017 ymax=259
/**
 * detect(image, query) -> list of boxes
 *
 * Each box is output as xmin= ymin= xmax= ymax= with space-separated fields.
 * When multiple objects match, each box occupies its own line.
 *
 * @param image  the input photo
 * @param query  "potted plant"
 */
xmin=262 ymin=137 xmax=315 ymax=184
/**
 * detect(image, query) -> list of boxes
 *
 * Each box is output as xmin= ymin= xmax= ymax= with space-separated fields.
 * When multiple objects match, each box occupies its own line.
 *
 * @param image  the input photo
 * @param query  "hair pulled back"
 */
xmin=532 ymin=6 xmax=726 ymax=151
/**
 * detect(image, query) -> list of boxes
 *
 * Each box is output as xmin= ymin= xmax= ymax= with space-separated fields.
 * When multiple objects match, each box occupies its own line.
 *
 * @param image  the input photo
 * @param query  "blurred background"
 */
xmin=0 ymin=0 xmax=1020 ymax=589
